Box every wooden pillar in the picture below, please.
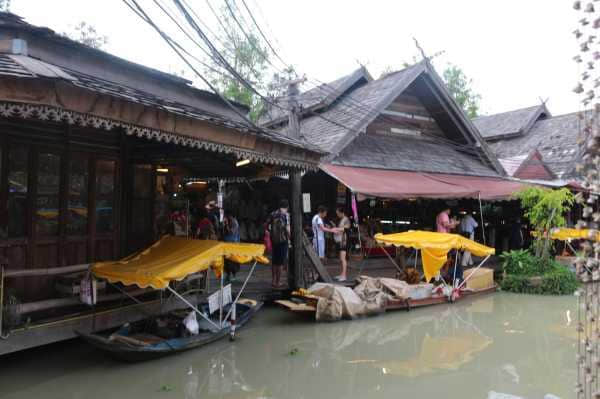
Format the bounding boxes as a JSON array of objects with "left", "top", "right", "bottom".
[
  {"left": 118, "top": 131, "right": 130, "bottom": 257},
  {"left": 289, "top": 169, "right": 304, "bottom": 289}
]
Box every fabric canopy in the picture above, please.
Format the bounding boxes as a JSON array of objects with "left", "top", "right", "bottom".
[
  {"left": 92, "top": 236, "right": 268, "bottom": 289},
  {"left": 549, "top": 228, "right": 600, "bottom": 242},
  {"left": 321, "top": 164, "right": 529, "bottom": 200},
  {"left": 374, "top": 231, "right": 495, "bottom": 282}
]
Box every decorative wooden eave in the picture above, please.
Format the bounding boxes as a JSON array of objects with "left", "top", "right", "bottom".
[{"left": 0, "top": 77, "right": 321, "bottom": 170}]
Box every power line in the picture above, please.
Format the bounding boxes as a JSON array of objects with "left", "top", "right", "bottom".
[{"left": 123, "top": 0, "right": 260, "bottom": 129}]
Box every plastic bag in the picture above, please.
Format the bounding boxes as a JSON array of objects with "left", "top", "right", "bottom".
[{"left": 183, "top": 311, "right": 199, "bottom": 335}]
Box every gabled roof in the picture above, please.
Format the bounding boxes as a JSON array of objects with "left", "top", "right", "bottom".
[
  {"left": 499, "top": 150, "right": 556, "bottom": 180},
  {"left": 489, "top": 111, "right": 583, "bottom": 179},
  {"left": 283, "top": 61, "right": 503, "bottom": 176},
  {"left": 258, "top": 66, "right": 372, "bottom": 128},
  {"left": 473, "top": 104, "right": 550, "bottom": 140},
  {"left": 332, "top": 133, "right": 500, "bottom": 177}
]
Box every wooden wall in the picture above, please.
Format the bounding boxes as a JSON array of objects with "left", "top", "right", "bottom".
[{"left": 0, "top": 119, "right": 123, "bottom": 301}]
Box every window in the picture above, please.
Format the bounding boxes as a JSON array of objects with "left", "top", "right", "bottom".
[
  {"left": 96, "top": 160, "right": 115, "bottom": 234},
  {"left": 36, "top": 152, "right": 61, "bottom": 236},
  {"left": 67, "top": 156, "right": 89, "bottom": 235},
  {"left": 8, "top": 145, "right": 28, "bottom": 237}
]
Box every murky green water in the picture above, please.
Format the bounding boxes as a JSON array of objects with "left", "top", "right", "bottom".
[{"left": 0, "top": 293, "right": 576, "bottom": 399}]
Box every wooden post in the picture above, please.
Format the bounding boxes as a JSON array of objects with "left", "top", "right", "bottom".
[
  {"left": 289, "top": 170, "right": 304, "bottom": 289},
  {"left": 285, "top": 77, "right": 307, "bottom": 289}
]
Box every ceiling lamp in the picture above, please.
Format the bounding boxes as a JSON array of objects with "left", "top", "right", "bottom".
[{"left": 236, "top": 159, "right": 250, "bottom": 167}]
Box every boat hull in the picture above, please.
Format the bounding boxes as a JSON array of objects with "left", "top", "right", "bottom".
[
  {"left": 276, "top": 285, "right": 497, "bottom": 319},
  {"left": 77, "top": 300, "right": 263, "bottom": 361}
]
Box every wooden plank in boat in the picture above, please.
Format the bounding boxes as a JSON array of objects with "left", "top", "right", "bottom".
[{"left": 275, "top": 300, "right": 316, "bottom": 312}]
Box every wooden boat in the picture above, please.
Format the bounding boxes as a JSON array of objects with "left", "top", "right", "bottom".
[
  {"left": 77, "top": 299, "right": 262, "bottom": 362},
  {"left": 277, "top": 231, "right": 497, "bottom": 321},
  {"left": 276, "top": 285, "right": 497, "bottom": 318},
  {"left": 76, "top": 236, "right": 269, "bottom": 361}
]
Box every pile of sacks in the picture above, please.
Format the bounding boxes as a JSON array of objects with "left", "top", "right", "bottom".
[{"left": 306, "top": 276, "right": 433, "bottom": 321}]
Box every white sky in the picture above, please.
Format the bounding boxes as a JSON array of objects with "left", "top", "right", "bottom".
[{"left": 12, "top": 0, "right": 582, "bottom": 116}]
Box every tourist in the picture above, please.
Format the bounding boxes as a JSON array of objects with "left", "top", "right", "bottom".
[
  {"left": 460, "top": 212, "right": 479, "bottom": 267},
  {"left": 334, "top": 207, "right": 352, "bottom": 281},
  {"left": 223, "top": 211, "right": 240, "bottom": 283},
  {"left": 312, "top": 206, "right": 339, "bottom": 262},
  {"left": 268, "top": 199, "right": 290, "bottom": 288},
  {"left": 436, "top": 206, "right": 458, "bottom": 233},
  {"left": 196, "top": 208, "right": 217, "bottom": 240}
]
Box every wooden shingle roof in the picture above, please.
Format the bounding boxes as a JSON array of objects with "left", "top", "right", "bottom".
[
  {"left": 472, "top": 104, "right": 550, "bottom": 140},
  {"left": 332, "top": 133, "right": 500, "bottom": 177},
  {"left": 258, "top": 67, "right": 372, "bottom": 128},
  {"left": 488, "top": 111, "right": 583, "bottom": 178}
]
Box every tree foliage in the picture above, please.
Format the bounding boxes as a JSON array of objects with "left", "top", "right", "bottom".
[
  {"left": 62, "top": 22, "right": 108, "bottom": 50},
  {"left": 442, "top": 64, "right": 481, "bottom": 118},
  {"left": 516, "top": 187, "right": 574, "bottom": 259},
  {"left": 205, "top": 2, "right": 271, "bottom": 122},
  {"left": 0, "top": 0, "right": 10, "bottom": 12}
]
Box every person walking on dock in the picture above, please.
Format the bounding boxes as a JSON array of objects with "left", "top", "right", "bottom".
[{"left": 268, "top": 199, "right": 290, "bottom": 289}]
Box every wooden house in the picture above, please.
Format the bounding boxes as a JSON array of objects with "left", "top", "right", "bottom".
[
  {"left": 0, "top": 13, "right": 321, "bottom": 354},
  {"left": 260, "top": 61, "right": 526, "bottom": 234}
]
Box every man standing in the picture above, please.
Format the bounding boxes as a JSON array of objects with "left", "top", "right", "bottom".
[
  {"left": 460, "top": 212, "right": 479, "bottom": 267},
  {"left": 269, "top": 199, "right": 290, "bottom": 289},
  {"left": 312, "top": 206, "right": 338, "bottom": 262},
  {"left": 436, "top": 206, "right": 458, "bottom": 233}
]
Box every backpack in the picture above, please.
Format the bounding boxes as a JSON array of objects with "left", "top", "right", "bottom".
[{"left": 270, "top": 211, "right": 288, "bottom": 244}]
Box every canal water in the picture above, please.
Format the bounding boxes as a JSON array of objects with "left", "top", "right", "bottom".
[{"left": 0, "top": 293, "right": 576, "bottom": 399}]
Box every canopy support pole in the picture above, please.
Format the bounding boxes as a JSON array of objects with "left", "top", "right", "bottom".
[
  {"left": 378, "top": 242, "right": 402, "bottom": 273},
  {"left": 452, "top": 249, "right": 459, "bottom": 287},
  {"left": 456, "top": 255, "right": 492, "bottom": 292},
  {"left": 224, "top": 261, "right": 257, "bottom": 322},
  {"left": 166, "top": 286, "right": 220, "bottom": 331},
  {"left": 219, "top": 271, "right": 224, "bottom": 329},
  {"left": 478, "top": 193, "right": 486, "bottom": 245}
]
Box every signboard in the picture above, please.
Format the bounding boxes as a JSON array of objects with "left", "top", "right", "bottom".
[
  {"left": 208, "top": 284, "right": 232, "bottom": 314},
  {"left": 302, "top": 193, "right": 311, "bottom": 213}
]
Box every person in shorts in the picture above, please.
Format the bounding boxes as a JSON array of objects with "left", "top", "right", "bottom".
[
  {"left": 334, "top": 207, "right": 351, "bottom": 281},
  {"left": 269, "top": 199, "right": 290, "bottom": 288}
]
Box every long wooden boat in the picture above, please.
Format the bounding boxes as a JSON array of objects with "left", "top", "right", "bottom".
[
  {"left": 77, "top": 299, "right": 262, "bottom": 362},
  {"left": 275, "top": 285, "right": 497, "bottom": 319}
]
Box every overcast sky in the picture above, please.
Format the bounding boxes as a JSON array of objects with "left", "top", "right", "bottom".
[{"left": 12, "top": 0, "right": 582, "bottom": 116}]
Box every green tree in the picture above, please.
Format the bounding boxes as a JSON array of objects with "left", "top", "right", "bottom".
[
  {"left": 442, "top": 64, "right": 481, "bottom": 118},
  {"left": 516, "top": 187, "right": 574, "bottom": 260},
  {"left": 0, "top": 0, "right": 10, "bottom": 12},
  {"left": 62, "top": 22, "right": 108, "bottom": 50},
  {"left": 206, "top": 2, "right": 270, "bottom": 121}
]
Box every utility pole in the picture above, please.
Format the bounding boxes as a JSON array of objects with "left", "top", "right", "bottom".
[{"left": 285, "top": 77, "right": 306, "bottom": 289}]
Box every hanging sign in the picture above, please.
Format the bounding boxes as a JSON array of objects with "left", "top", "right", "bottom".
[
  {"left": 302, "top": 193, "right": 311, "bottom": 213},
  {"left": 80, "top": 274, "right": 97, "bottom": 306},
  {"left": 208, "top": 284, "right": 232, "bottom": 314}
]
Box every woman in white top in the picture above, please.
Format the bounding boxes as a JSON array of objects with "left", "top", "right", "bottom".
[{"left": 312, "top": 205, "right": 339, "bottom": 262}]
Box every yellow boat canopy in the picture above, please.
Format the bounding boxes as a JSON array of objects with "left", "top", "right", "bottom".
[
  {"left": 549, "top": 228, "right": 600, "bottom": 242},
  {"left": 92, "top": 236, "right": 268, "bottom": 289},
  {"left": 374, "top": 231, "right": 495, "bottom": 282}
]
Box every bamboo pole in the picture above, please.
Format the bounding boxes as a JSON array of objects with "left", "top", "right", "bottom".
[
  {"left": 13, "top": 288, "right": 151, "bottom": 315},
  {"left": 4, "top": 264, "right": 90, "bottom": 278}
]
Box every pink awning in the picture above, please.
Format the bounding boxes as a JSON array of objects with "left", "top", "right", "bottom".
[{"left": 321, "top": 164, "right": 530, "bottom": 200}]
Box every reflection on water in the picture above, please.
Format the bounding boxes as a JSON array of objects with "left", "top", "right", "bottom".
[{"left": 0, "top": 293, "right": 576, "bottom": 399}]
